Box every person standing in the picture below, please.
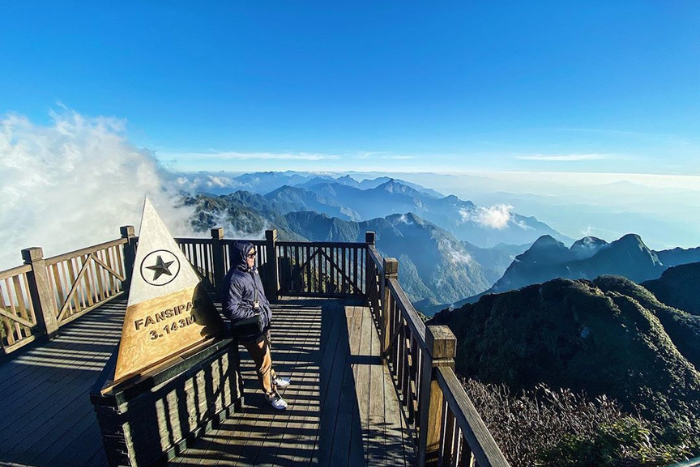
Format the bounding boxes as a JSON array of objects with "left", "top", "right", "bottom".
[{"left": 221, "top": 241, "right": 290, "bottom": 410}]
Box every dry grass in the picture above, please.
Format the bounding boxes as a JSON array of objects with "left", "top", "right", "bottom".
[{"left": 463, "top": 379, "right": 624, "bottom": 467}]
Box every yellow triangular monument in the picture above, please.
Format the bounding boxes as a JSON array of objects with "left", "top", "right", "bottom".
[{"left": 112, "top": 198, "right": 225, "bottom": 385}]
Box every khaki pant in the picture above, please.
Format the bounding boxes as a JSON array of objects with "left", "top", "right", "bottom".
[{"left": 242, "top": 330, "right": 277, "bottom": 395}]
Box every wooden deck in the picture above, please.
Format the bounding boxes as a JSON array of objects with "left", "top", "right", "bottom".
[
  {"left": 0, "top": 298, "right": 124, "bottom": 467},
  {"left": 0, "top": 297, "right": 414, "bottom": 467}
]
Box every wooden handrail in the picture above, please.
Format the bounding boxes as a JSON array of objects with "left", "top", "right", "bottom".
[
  {"left": 0, "top": 264, "right": 31, "bottom": 281},
  {"left": 220, "top": 238, "right": 267, "bottom": 245},
  {"left": 387, "top": 277, "right": 426, "bottom": 348},
  {"left": 44, "top": 238, "right": 128, "bottom": 266},
  {"left": 275, "top": 241, "right": 367, "bottom": 297},
  {"left": 277, "top": 240, "right": 367, "bottom": 248},
  {"left": 365, "top": 236, "right": 509, "bottom": 467},
  {"left": 436, "top": 367, "right": 510, "bottom": 467},
  {"left": 0, "top": 235, "right": 131, "bottom": 352},
  {"left": 172, "top": 237, "right": 211, "bottom": 243},
  {"left": 367, "top": 245, "right": 384, "bottom": 275},
  {"left": 0, "top": 263, "right": 37, "bottom": 352}
]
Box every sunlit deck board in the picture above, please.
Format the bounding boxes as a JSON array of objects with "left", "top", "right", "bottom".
[
  {"left": 171, "top": 298, "right": 415, "bottom": 467},
  {"left": 0, "top": 296, "right": 415, "bottom": 467},
  {"left": 0, "top": 299, "right": 124, "bottom": 467}
]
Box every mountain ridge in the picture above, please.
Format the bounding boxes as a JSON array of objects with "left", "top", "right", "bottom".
[{"left": 429, "top": 275, "right": 700, "bottom": 436}]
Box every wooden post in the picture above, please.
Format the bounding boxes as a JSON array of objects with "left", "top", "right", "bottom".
[
  {"left": 364, "top": 231, "right": 375, "bottom": 296},
  {"left": 211, "top": 228, "right": 225, "bottom": 293},
  {"left": 22, "top": 247, "right": 60, "bottom": 339},
  {"left": 382, "top": 258, "right": 398, "bottom": 356},
  {"left": 418, "top": 325, "right": 457, "bottom": 467},
  {"left": 265, "top": 229, "right": 279, "bottom": 303},
  {"left": 120, "top": 225, "right": 136, "bottom": 291}
]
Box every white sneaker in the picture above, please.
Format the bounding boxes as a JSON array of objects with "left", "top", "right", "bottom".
[
  {"left": 273, "top": 376, "right": 291, "bottom": 388},
  {"left": 265, "top": 391, "right": 288, "bottom": 410}
]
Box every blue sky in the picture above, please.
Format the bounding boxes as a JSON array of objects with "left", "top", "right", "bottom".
[{"left": 1, "top": 1, "right": 699, "bottom": 175}]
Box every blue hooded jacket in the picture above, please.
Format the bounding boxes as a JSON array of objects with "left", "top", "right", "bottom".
[{"left": 221, "top": 241, "right": 272, "bottom": 336}]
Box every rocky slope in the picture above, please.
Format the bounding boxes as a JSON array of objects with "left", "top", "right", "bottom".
[
  {"left": 430, "top": 276, "right": 700, "bottom": 429},
  {"left": 643, "top": 262, "right": 700, "bottom": 315}
]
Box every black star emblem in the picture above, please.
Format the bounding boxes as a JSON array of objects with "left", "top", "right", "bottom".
[{"left": 146, "top": 255, "right": 174, "bottom": 281}]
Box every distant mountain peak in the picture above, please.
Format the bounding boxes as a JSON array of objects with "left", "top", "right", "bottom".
[
  {"left": 336, "top": 175, "right": 359, "bottom": 186},
  {"left": 378, "top": 178, "right": 404, "bottom": 190},
  {"left": 513, "top": 235, "right": 570, "bottom": 266},
  {"left": 530, "top": 235, "right": 566, "bottom": 249},
  {"left": 597, "top": 233, "right": 662, "bottom": 269},
  {"left": 267, "top": 184, "right": 302, "bottom": 195},
  {"left": 616, "top": 233, "right": 645, "bottom": 246},
  {"left": 570, "top": 236, "right": 608, "bottom": 260},
  {"left": 572, "top": 236, "right": 607, "bottom": 247},
  {"left": 387, "top": 212, "right": 424, "bottom": 225}
]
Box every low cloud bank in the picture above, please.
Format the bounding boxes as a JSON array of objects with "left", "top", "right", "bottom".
[
  {"left": 459, "top": 204, "right": 514, "bottom": 230},
  {"left": 0, "top": 110, "right": 197, "bottom": 269}
]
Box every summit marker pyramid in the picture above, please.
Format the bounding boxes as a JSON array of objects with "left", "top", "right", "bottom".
[{"left": 112, "top": 198, "right": 225, "bottom": 384}]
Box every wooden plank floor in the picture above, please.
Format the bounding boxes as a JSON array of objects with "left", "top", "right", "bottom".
[
  {"left": 170, "top": 298, "right": 415, "bottom": 467},
  {"left": 0, "top": 298, "right": 125, "bottom": 467},
  {"left": 0, "top": 297, "right": 414, "bottom": 467}
]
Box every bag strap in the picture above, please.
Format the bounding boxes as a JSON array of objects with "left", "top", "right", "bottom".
[{"left": 251, "top": 271, "right": 257, "bottom": 303}]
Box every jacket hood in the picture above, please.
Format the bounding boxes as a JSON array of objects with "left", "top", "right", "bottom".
[{"left": 232, "top": 241, "right": 255, "bottom": 272}]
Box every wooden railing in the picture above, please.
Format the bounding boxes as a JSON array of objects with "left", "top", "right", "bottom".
[
  {"left": 0, "top": 264, "right": 37, "bottom": 352},
  {"left": 176, "top": 228, "right": 367, "bottom": 302},
  {"left": 0, "top": 225, "right": 365, "bottom": 354},
  {"left": 364, "top": 232, "right": 510, "bottom": 467},
  {"left": 44, "top": 239, "right": 127, "bottom": 326},
  {"left": 0, "top": 234, "right": 131, "bottom": 354},
  {"left": 276, "top": 241, "right": 367, "bottom": 297},
  {"left": 0, "top": 225, "right": 509, "bottom": 467}
]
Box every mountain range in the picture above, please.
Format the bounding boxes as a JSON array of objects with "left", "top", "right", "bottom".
[
  {"left": 452, "top": 234, "right": 700, "bottom": 309},
  {"left": 183, "top": 173, "right": 699, "bottom": 316},
  {"left": 176, "top": 171, "right": 442, "bottom": 199},
  {"left": 273, "top": 179, "right": 570, "bottom": 248},
  {"left": 285, "top": 211, "right": 492, "bottom": 303},
  {"left": 186, "top": 191, "right": 516, "bottom": 305},
  {"left": 430, "top": 275, "right": 700, "bottom": 445},
  {"left": 183, "top": 175, "right": 561, "bottom": 305},
  {"left": 178, "top": 172, "right": 571, "bottom": 248}
]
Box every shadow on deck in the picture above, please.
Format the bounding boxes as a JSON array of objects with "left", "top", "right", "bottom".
[{"left": 0, "top": 297, "right": 414, "bottom": 467}]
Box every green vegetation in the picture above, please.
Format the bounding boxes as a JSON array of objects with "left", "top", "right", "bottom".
[
  {"left": 464, "top": 380, "right": 691, "bottom": 467},
  {"left": 432, "top": 276, "right": 700, "bottom": 464},
  {"left": 643, "top": 263, "right": 700, "bottom": 316},
  {"left": 540, "top": 417, "right": 688, "bottom": 467}
]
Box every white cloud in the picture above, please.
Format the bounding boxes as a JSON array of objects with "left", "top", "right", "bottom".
[
  {"left": 397, "top": 214, "right": 413, "bottom": 224},
  {"left": 476, "top": 204, "right": 513, "bottom": 229},
  {"left": 459, "top": 204, "right": 514, "bottom": 229},
  {"left": 0, "top": 109, "right": 198, "bottom": 269},
  {"left": 514, "top": 219, "right": 533, "bottom": 231},
  {"left": 438, "top": 238, "right": 474, "bottom": 265},
  {"left": 516, "top": 154, "right": 609, "bottom": 161},
  {"left": 447, "top": 249, "right": 474, "bottom": 265}
]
